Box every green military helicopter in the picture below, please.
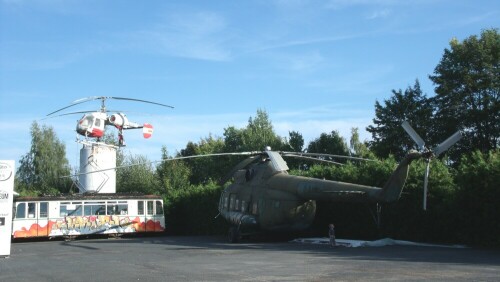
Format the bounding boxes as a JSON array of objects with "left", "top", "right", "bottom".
[{"left": 214, "top": 121, "right": 461, "bottom": 242}]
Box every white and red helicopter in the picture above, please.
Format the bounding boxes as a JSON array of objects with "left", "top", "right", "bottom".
[{"left": 47, "top": 96, "right": 173, "bottom": 146}]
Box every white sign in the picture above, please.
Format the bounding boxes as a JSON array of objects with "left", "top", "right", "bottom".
[{"left": 0, "top": 160, "right": 15, "bottom": 257}]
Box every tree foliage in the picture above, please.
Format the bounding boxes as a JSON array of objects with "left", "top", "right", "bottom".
[
  {"left": 116, "top": 154, "right": 159, "bottom": 194},
  {"left": 16, "top": 121, "right": 71, "bottom": 195},
  {"left": 453, "top": 150, "right": 500, "bottom": 246},
  {"left": 367, "top": 80, "right": 433, "bottom": 160},
  {"left": 429, "top": 28, "right": 499, "bottom": 159},
  {"left": 306, "top": 130, "right": 349, "bottom": 156}
]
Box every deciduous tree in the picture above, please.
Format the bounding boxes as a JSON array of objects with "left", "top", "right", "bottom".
[
  {"left": 16, "top": 121, "right": 71, "bottom": 195},
  {"left": 429, "top": 29, "right": 499, "bottom": 159}
]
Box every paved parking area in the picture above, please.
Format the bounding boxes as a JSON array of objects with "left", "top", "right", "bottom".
[{"left": 2, "top": 235, "right": 500, "bottom": 281}]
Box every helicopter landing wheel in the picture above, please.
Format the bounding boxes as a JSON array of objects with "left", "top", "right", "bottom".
[{"left": 228, "top": 226, "right": 240, "bottom": 243}]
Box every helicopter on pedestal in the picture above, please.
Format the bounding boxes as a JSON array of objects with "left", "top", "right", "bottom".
[
  {"left": 47, "top": 96, "right": 173, "bottom": 194},
  {"left": 47, "top": 96, "right": 173, "bottom": 146}
]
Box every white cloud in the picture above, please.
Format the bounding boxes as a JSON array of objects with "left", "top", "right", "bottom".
[
  {"left": 366, "top": 9, "right": 391, "bottom": 20},
  {"left": 130, "top": 11, "right": 233, "bottom": 61}
]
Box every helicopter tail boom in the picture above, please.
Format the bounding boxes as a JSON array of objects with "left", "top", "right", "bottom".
[{"left": 269, "top": 151, "right": 421, "bottom": 204}]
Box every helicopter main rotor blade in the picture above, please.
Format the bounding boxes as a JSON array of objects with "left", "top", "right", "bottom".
[
  {"left": 281, "top": 152, "right": 376, "bottom": 162},
  {"left": 401, "top": 121, "right": 426, "bottom": 151},
  {"left": 423, "top": 160, "right": 430, "bottom": 211},
  {"left": 47, "top": 98, "right": 98, "bottom": 116},
  {"left": 109, "top": 97, "right": 174, "bottom": 109},
  {"left": 62, "top": 152, "right": 260, "bottom": 179},
  {"left": 47, "top": 96, "right": 174, "bottom": 116},
  {"left": 283, "top": 155, "right": 344, "bottom": 166},
  {"left": 432, "top": 131, "right": 462, "bottom": 157}
]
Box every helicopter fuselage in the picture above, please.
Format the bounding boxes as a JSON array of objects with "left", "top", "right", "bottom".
[
  {"left": 76, "top": 113, "right": 107, "bottom": 138},
  {"left": 218, "top": 151, "right": 419, "bottom": 242}
]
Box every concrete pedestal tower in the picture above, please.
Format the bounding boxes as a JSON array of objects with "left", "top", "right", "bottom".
[{"left": 78, "top": 142, "right": 117, "bottom": 194}]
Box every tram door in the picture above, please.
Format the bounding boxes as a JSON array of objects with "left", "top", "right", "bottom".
[
  {"left": 13, "top": 202, "right": 49, "bottom": 237},
  {"left": 138, "top": 200, "right": 163, "bottom": 232},
  {"left": 37, "top": 202, "right": 49, "bottom": 237}
]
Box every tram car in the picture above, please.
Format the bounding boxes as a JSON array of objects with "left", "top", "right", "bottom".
[{"left": 12, "top": 193, "right": 165, "bottom": 239}]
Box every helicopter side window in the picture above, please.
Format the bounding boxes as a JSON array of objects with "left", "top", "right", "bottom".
[
  {"left": 94, "top": 118, "right": 101, "bottom": 127},
  {"left": 252, "top": 203, "right": 258, "bottom": 215},
  {"left": 273, "top": 200, "right": 280, "bottom": 209},
  {"left": 241, "top": 200, "right": 246, "bottom": 212},
  {"left": 229, "top": 195, "right": 236, "bottom": 211},
  {"left": 224, "top": 197, "right": 228, "bottom": 209}
]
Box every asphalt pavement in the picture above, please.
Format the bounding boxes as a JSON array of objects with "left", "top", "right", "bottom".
[{"left": 1, "top": 235, "right": 500, "bottom": 281}]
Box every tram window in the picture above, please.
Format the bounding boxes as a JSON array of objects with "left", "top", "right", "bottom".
[
  {"left": 155, "top": 201, "right": 163, "bottom": 215},
  {"left": 40, "top": 202, "right": 48, "bottom": 218},
  {"left": 138, "top": 201, "right": 144, "bottom": 215},
  {"left": 107, "top": 203, "right": 128, "bottom": 215},
  {"left": 84, "top": 202, "right": 105, "bottom": 215},
  {"left": 28, "top": 203, "right": 36, "bottom": 218},
  {"left": 61, "top": 202, "right": 82, "bottom": 217},
  {"left": 147, "top": 201, "right": 154, "bottom": 215},
  {"left": 16, "top": 203, "right": 26, "bottom": 219}
]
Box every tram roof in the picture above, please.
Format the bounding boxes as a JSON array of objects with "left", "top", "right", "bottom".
[{"left": 14, "top": 193, "right": 162, "bottom": 202}]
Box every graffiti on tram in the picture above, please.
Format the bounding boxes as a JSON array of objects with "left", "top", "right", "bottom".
[{"left": 13, "top": 215, "right": 164, "bottom": 238}]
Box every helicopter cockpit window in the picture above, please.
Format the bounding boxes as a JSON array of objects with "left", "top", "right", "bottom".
[
  {"left": 241, "top": 200, "right": 245, "bottom": 212},
  {"left": 79, "top": 116, "right": 91, "bottom": 128},
  {"left": 245, "top": 169, "right": 254, "bottom": 181}
]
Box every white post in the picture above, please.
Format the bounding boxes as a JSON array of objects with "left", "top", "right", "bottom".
[{"left": 0, "top": 160, "right": 15, "bottom": 257}]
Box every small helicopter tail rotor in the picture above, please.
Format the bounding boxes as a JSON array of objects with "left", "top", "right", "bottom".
[
  {"left": 401, "top": 121, "right": 462, "bottom": 210},
  {"left": 143, "top": 123, "right": 153, "bottom": 139}
]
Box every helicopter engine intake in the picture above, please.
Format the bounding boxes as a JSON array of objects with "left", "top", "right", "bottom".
[{"left": 109, "top": 113, "right": 129, "bottom": 127}]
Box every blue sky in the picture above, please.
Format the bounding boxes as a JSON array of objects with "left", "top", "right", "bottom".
[{"left": 1, "top": 0, "right": 498, "bottom": 169}]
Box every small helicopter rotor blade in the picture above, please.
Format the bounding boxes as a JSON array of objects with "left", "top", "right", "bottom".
[
  {"left": 41, "top": 110, "right": 97, "bottom": 120},
  {"left": 108, "top": 97, "right": 174, "bottom": 109},
  {"left": 46, "top": 97, "right": 101, "bottom": 116},
  {"left": 423, "top": 160, "right": 430, "bottom": 211},
  {"left": 47, "top": 96, "right": 173, "bottom": 116},
  {"left": 401, "top": 121, "right": 426, "bottom": 150},
  {"left": 432, "top": 131, "right": 462, "bottom": 157}
]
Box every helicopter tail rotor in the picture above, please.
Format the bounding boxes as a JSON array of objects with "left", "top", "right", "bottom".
[
  {"left": 143, "top": 123, "right": 153, "bottom": 139},
  {"left": 401, "top": 121, "right": 462, "bottom": 210}
]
